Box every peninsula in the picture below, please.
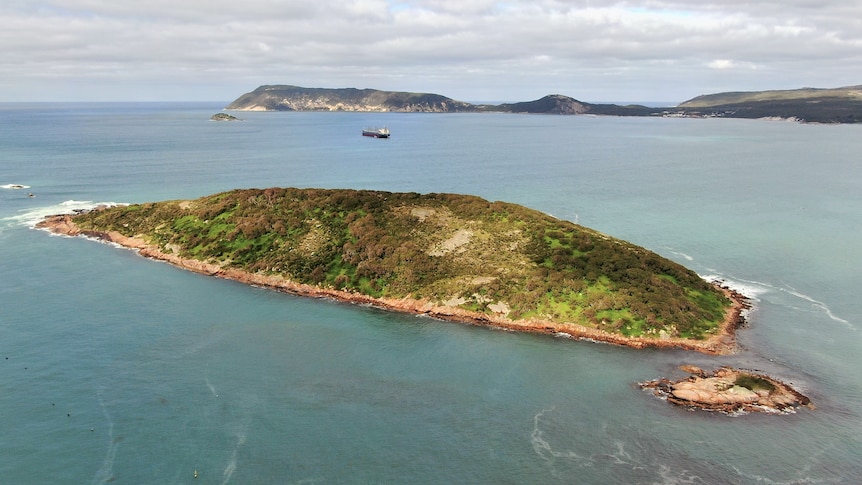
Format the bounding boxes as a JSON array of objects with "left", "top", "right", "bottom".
[
  {"left": 38, "top": 188, "right": 746, "bottom": 354},
  {"left": 225, "top": 84, "right": 862, "bottom": 123}
]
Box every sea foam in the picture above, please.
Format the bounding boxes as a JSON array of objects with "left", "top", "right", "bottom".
[
  {"left": 703, "top": 273, "right": 851, "bottom": 328},
  {"left": 3, "top": 200, "right": 125, "bottom": 229}
]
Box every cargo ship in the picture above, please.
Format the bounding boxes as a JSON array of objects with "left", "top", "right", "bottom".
[{"left": 362, "top": 127, "right": 390, "bottom": 138}]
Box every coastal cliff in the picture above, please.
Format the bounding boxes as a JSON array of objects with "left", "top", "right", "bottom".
[
  {"left": 225, "top": 85, "right": 475, "bottom": 112},
  {"left": 38, "top": 188, "right": 746, "bottom": 354}
]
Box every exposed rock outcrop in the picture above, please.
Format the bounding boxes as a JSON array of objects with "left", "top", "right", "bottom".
[
  {"left": 641, "top": 366, "right": 813, "bottom": 415},
  {"left": 210, "top": 113, "right": 240, "bottom": 121}
]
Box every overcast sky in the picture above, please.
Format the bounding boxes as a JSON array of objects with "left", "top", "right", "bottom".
[{"left": 2, "top": 0, "right": 860, "bottom": 104}]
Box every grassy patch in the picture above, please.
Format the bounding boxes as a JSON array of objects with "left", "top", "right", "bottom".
[{"left": 734, "top": 374, "right": 776, "bottom": 392}]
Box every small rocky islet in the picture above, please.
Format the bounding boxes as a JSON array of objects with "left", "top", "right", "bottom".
[
  {"left": 641, "top": 365, "right": 813, "bottom": 414},
  {"left": 210, "top": 112, "right": 241, "bottom": 121}
]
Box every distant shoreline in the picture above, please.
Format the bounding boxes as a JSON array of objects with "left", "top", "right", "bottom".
[
  {"left": 38, "top": 213, "right": 748, "bottom": 355},
  {"left": 224, "top": 84, "right": 862, "bottom": 123}
]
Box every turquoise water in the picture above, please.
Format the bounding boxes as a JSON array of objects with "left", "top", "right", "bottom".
[{"left": 1, "top": 103, "right": 861, "bottom": 483}]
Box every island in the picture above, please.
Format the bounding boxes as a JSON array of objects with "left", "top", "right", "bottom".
[
  {"left": 210, "top": 112, "right": 241, "bottom": 121},
  {"left": 225, "top": 84, "right": 862, "bottom": 123},
  {"left": 641, "top": 365, "right": 813, "bottom": 414},
  {"left": 37, "top": 187, "right": 748, "bottom": 355}
]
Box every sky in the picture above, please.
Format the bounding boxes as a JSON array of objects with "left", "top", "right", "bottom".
[{"left": 2, "top": 0, "right": 860, "bottom": 104}]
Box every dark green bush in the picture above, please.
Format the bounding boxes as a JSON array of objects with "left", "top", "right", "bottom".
[{"left": 735, "top": 374, "right": 776, "bottom": 392}]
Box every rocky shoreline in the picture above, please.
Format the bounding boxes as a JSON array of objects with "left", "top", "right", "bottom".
[
  {"left": 641, "top": 365, "right": 813, "bottom": 414},
  {"left": 37, "top": 213, "right": 748, "bottom": 355}
]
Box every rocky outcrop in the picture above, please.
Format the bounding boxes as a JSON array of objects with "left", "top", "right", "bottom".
[
  {"left": 210, "top": 113, "right": 240, "bottom": 121},
  {"left": 641, "top": 366, "right": 813, "bottom": 414}
]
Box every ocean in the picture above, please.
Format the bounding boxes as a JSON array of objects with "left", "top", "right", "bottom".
[{"left": 1, "top": 102, "right": 860, "bottom": 484}]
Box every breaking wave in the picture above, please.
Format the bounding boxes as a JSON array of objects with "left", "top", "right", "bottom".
[
  {"left": 703, "top": 272, "right": 851, "bottom": 328},
  {"left": 2, "top": 200, "right": 125, "bottom": 229},
  {"left": 662, "top": 248, "right": 849, "bottom": 328}
]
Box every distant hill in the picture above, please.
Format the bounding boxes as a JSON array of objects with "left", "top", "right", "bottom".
[
  {"left": 485, "top": 94, "right": 659, "bottom": 116},
  {"left": 225, "top": 84, "right": 862, "bottom": 123},
  {"left": 225, "top": 85, "right": 475, "bottom": 112},
  {"left": 677, "top": 85, "right": 862, "bottom": 123},
  {"left": 225, "top": 85, "right": 662, "bottom": 116}
]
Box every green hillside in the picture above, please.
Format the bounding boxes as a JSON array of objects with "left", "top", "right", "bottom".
[
  {"left": 71, "top": 188, "right": 730, "bottom": 340},
  {"left": 677, "top": 85, "right": 862, "bottom": 122},
  {"left": 679, "top": 85, "right": 862, "bottom": 107}
]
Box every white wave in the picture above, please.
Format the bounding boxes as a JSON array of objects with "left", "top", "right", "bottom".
[
  {"left": 92, "top": 390, "right": 119, "bottom": 485},
  {"left": 664, "top": 247, "right": 694, "bottom": 261},
  {"left": 781, "top": 285, "right": 850, "bottom": 326},
  {"left": 703, "top": 273, "right": 851, "bottom": 328},
  {"left": 699, "top": 273, "right": 771, "bottom": 301},
  {"left": 655, "top": 464, "right": 707, "bottom": 485},
  {"left": 221, "top": 424, "right": 248, "bottom": 485},
  {"left": 222, "top": 458, "right": 236, "bottom": 485},
  {"left": 1, "top": 183, "right": 31, "bottom": 189},
  {"left": 2, "top": 200, "right": 125, "bottom": 229},
  {"left": 606, "top": 440, "right": 637, "bottom": 467},
  {"left": 731, "top": 465, "right": 830, "bottom": 485},
  {"left": 530, "top": 407, "right": 591, "bottom": 477},
  {"left": 659, "top": 247, "right": 771, "bottom": 302},
  {"left": 205, "top": 377, "right": 219, "bottom": 398}
]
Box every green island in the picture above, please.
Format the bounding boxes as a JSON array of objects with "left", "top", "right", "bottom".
[{"left": 39, "top": 187, "right": 747, "bottom": 354}]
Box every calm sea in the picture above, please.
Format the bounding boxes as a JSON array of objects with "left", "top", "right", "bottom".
[{"left": 1, "top": 103, "right": 860, "bottom": 484}]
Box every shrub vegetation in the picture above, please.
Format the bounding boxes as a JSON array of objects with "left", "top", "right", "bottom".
[
  {"left": 734, "top": 374, "right": 777, "bottom": 392},
  {"left": 73, "top": 188, "right": 730, "bottom": 339}
]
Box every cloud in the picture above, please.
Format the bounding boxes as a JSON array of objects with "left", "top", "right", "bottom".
[
  {"left": 708, "top": 59, "right": 757, "bottom": 70},
  {"left": 1, "top": 0, "right": 860, "bottom": 102}
]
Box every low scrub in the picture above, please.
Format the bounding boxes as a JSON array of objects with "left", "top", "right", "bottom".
[{"left": 73, "top": 188, "right": 730, "bottom": 339}]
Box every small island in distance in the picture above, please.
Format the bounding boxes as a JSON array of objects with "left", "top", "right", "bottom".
[
  {"left": 210, "top": 112, "right": 241, "bottom": 122},
  {"left": 225, "top": 84, "right": 862, "bottom": 123}
]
